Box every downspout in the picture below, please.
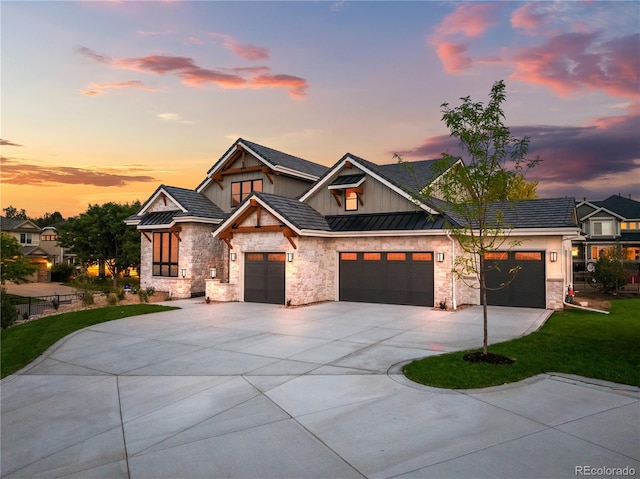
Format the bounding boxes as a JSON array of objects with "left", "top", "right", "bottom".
[{"left": 446, "top": 232, "right": 457, "bottom": 310}]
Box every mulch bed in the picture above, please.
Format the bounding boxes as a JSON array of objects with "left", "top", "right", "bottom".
[{"left": 463, "top": 351, "right": 515, "bottom": 365}]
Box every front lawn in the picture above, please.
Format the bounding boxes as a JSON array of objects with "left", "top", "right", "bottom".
[
  {"left": 403, "top": 299, "right": 640, "bottom": 389},
  {"left": 1, "top": 304, "right": 178, "bottom": 378}
]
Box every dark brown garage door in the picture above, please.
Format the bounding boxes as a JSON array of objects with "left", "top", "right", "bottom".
[
  {"left": 484, "top": 251, "right": 546, "bottom": 308},
  {"left": 339, "top": 252, "right": 434, "bottom": 306},
  {"left": 244, "top": 253, "right": 285, "bottom": 304}
]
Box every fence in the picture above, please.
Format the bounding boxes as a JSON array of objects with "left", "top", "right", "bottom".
[{"left": 9, "top": 294, "right": 84, "bottom": 319}]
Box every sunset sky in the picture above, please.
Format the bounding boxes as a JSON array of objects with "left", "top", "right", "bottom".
[{"left": 1, "top": 1, "right": 639, "bottom": 219}]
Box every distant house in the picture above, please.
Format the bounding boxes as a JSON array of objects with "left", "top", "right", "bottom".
[
  {"left": 574, "top": 195, "right": 640, "bottom": 271},
  {"left": 128, "top": 138, "right": 580, "bottom": 309},
  {"left": 38, "top": 226, "right": 76, "bottom": 267},
  {"left": 0, "top": 216, "right": 50, "bottom": 282}
]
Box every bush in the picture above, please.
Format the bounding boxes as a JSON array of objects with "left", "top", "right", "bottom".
[
  {"left": 81, "top": 292, "right": 94, "bottom": 306},
  {"left": 1, "top": 289, "right": 19, "bottom": 329},
  {"left": 593, "top": 256, "right": 626, "bottom": 293},
  {"left": 116, "top": 288, "right": 126, "bottom": 301},
  {"left": 138, "top": 289, "right": 149, "bottom": 303},
  {"left": 50, "top": 264, "right": 76, "bottom": 282},
  {"left": 107, "top": 293, "right": 118, "bottom": 306}
]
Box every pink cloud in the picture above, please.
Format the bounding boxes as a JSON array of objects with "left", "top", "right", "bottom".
[
  {"left": 208, "top": 32, "right": 270, "bottom": 61},
  {"left": 250, "top": 74, "right": 309, "bottom": 98},
  {"left": 80, "top": 80, "right": 161, "bottom": 96},
  {"left": 0, "top": 139, "right": 22, "bottom": 147},
  {"left": 511, "top": 32, "right": 640, "bottom": 98},
  {"left": 434, "top": 3, "right": 500, "bottom": 39},
  {"left": 78, "top": 45, "right": 308, "bottom": 98},
  {"left": 435, "top": 42, "right": 472, "bottom": 73},
  {"left": 511, "top": 3, "right": 551, "bottom": 35}
]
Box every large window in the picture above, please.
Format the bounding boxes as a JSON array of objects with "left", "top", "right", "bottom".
[
  {"left": 591, "top": 220, "right": 615, "bottom": 236},
  {"left": 231, "top": 179, "right": 263, "bottom": 207},
  {"left": 19, "top": 233, "right": 32, "bottom": 244},
  {"left": 153, "top": 232, "right": 179, "bottom": 277}
]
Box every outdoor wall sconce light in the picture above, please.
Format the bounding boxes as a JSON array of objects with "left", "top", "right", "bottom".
[
  {"left": 230, "top": 252, "right": 237, "bottom": 262},
  {"left": 550, "top": 251, "right": 558, "bottom": 262},
  {"left": 210, "top": 267, "right": 217, "bottom": 279},
  {"left": 437, "top": 252, "right": 445, "bottom": 262},
  {"left": 286, "top": 252, "right": 294, "bottom": 262},
  {"left": 181, "top": 268, "right": 186, "bottom": 278}
]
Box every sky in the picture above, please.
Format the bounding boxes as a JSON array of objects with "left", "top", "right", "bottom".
[{"left": 1, "top": 0, "right": 639, "bottom": 219}]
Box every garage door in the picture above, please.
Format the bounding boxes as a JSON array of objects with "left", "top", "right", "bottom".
[
  {"left": 244, "top": 253, "right": 285, "bottom": 304},
  {"left": 339, "top": 252, "right": 434, "bottom": 307},
  {"left": 485, "top": 251, "right": 546, "bottom": 308}
]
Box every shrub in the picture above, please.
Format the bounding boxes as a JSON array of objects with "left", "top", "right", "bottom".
[
  {"left": 593, "top": 256, "right": 626, "bottom": 294},
  {"left": 50, "top": 264, "right": 76, "bottom": 282},
  {"left": 107, "top": 293, "right": 118, "bottom": 306},
  {"left": 138, "top": 289, "right": 149, "bottom": 303},
  {"left": 116, "top": 288, "right": 126, "bottom": 301},
  {"left": 1, "top": 289, "right": 19, "bottom": 329},
  {"left": 81, "top": 292, "right": 94, "bottom": 306}
]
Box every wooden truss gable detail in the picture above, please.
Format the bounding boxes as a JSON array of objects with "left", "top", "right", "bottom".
[
  {"left": 211, "top": 145, "right": 278, "bottom": 189},
  {"left": 218, "top": 201, "right": 298, "bottom": 249}
]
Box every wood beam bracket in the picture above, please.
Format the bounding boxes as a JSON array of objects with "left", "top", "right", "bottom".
[
  {"left": 141, "top": 231, "right": 152, "bottom": 243},
  {"left": 330, "top": 189, "right": 342, "bottom": 206}
]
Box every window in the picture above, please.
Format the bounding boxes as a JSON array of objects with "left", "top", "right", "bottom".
[
  {"left": 484, "top": 252, "right": 508, "bottom": 260},
  {"left": 42, "top": 234, "right": 57, "bottom": 241},
  {"left": 345, "top": 188, "right": 358, "bottom": 211},
  {"left": 363, "top": 253, "right": 381, "bottom": 261},
  {"left": 412, "top": 253, "right": 433, "bottom": 261},
  {"left": 622, "top": 221, "right": 638, "bottom": 230},
  {"left": 152, "top": 232, "right": 179, "bottom": 277},
  {"left": 19, "top": 233, "right": 32, "bottom": 244},
  {"left": 572, "top": 246, "right": 579, "bottom": 257},
  {"left": 231, "top": 179, "right": 263, "bottom": 207},
  {"left": 515, "top": 252, "right": 542, "bottom": 261},
  {"left": 387, "top": 253, "right": 406, "bottom": 261},
  {"left": 591, "top": 220, "right": 615, "bottom": 236},
  {"left": 340, "top": 252, "right": 357, "bottom": 261}
]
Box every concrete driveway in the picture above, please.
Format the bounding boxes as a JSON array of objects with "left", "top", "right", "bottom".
[{"left": 1, "top": 301, "right": 638, "bottom": 478}]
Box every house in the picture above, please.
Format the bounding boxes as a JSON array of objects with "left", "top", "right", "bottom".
[
  {"left": 126, "top": 138, "right": 328, "bottom": 298},
  {"left": 573, "top": 195, "right": 640, "bottom": 272},
  {"left": 38, "top": 226, "right": 76, "bottom": 267},
  {"left": 128, "top": 138, "right": 580, "bottom": 309},
  {"left": 0, "top": 216, "right": 51, "bottom": 282}
]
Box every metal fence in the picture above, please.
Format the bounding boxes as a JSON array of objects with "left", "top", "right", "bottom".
[{"left": 9, "top": 294, "right": 83, "bottom": 319}]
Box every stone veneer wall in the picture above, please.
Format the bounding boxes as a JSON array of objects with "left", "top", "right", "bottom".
[{"left": 140, "top": 222, "right": 225, "bottom": 299}]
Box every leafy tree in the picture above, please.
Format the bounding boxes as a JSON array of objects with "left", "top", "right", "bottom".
[
  {"left": 1, "top": 233, "right": 38, "bottom": 284},
  {"left": 32, "top": 211, "right": 65, "bottom": 228},
  {"left": 57, "top": 202, "right": 141, "bottom": 288},
  {"left": 425, "top": 80, "right": 540, "bottom": 357},
  {"left": 2, "top": 206, "right": 27, "bottom": 220}
]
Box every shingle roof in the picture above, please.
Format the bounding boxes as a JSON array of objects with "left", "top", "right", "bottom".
[
  {"left": 162, "top": 185, "right": 225, "bottom": 219},
  {"left": 592, "top": 195, "right": 640, "bottom": 219},
  {"left": 128, "top": 185, "right": 226, "bottom": 225},
  {"left": 326, "top": 212, "right": 446, "bottom": 231},
  {"left": 205, "top": 138, "right": 328, "bottom": 181},
  {"left": 0, "top": 216, "right": 40, "bottom": 232},
  {"left": 253, "top": 192, "right": 331, "bottom": 231},
  {"left": 441, "top": 197, "right": 578, "bottom": 229}
]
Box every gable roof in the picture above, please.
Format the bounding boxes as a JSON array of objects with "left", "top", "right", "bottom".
[
  {"left": 591, "top": 195, "right": 640, "bottom": 220},
  {"left": 299, "top": 154, "right": 445, "bottom": 214},
  {"left": 197, "top": 138, "right": 328, "bottom": 191},
  {"left": 127, "top": 185, "right": 225, "bottom": 227},
  {"left": 252, "top": 192, "right": 332, "bottom": 231},
  {"left": 0, "top": 216, "right": 41, "bottom": 232}
]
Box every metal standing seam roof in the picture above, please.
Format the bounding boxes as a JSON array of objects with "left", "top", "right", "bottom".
[
  {"left": 326, "top": 211, "right": 446, "bottom": 231},
  {"left": 329, "top": 174, "right": 366, "bottom": 187}
]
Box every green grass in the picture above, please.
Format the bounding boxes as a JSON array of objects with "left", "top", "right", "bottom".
[
  {"left": 403, "top": 299, "right": 640, "bottom": 389},
  {"left": 1, "top": 304, "right": 178, "bottom": 378}
]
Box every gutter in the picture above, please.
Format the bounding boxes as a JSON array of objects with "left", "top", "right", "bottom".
[{"left": 563, "top": 301, "right": 609, "bottom": 314}]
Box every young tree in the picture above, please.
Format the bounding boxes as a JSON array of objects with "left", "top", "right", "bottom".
[
  {"left": 425, "top": 80, "right": 540, "bottom": 357},
  {"left": 0, "top": 233, "right": 37, "bottom": 284},
  {"left": 57, "top": 202, "right": 141, "bottom": 288}
]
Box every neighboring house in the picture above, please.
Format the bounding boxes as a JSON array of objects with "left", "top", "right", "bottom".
[
  {"left": 38, "top": 226, "right": 76, "bottom": 267},
  {"left": 574, "top": 195, "right": 640, "bottom": 271},
  {"left": 0, "top": 216, "right": 50, "bottom": 282},
  {"left": 128, "top": 138, "right": 579, "bottom": 309}
]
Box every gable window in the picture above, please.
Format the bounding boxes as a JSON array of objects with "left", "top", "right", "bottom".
[
  {"left": 231, "top": 179, "right": 263, "bottom": 207},
  {"left": 152, "top": 232, "right": 179, "bottom": 277},
  {"left": 345, "top": 188, "right": 359, "bottom": 211},
  {"left": 42, "top": 234, "right": 57, "bottom": 241},
  {"left": 19, "top": 233, "right": 32, "bottom": 244}
]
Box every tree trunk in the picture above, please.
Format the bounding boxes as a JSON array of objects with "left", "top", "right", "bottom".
[
  {"left": 479, "top": 255, "right": 489, "bottom": 355},
  {"left": 98, "top": 259, "right": 106, "bottom": 278}
]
